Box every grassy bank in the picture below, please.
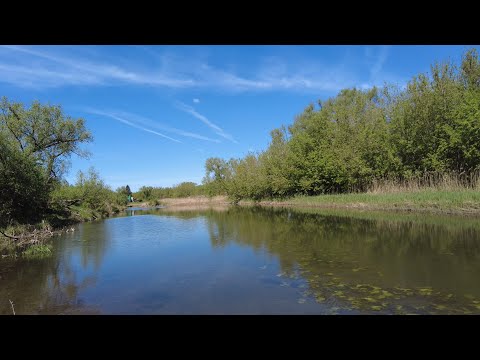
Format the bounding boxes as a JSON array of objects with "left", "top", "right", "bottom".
[
  {"left": 159, "top": 196, "right": 230, "bottom": 207},
  {"left": 155, "top": 190, "right": 480, "bottom": 216},
  {"left": 252, "top": 189, "right": 480, "bottom": 215},
  {"left": 1, "top": 203, "right": 125, "bottom": 257}
]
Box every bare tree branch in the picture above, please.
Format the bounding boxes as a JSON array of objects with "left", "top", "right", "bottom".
[
  {"left": 0, "top": 230, "right": 21, "bottom": 240},
  {"left": 5, "top": 106, "right": 25, "bottom": 152}
]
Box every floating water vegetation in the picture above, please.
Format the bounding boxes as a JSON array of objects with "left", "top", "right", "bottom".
[{"left": 280, "top": 265, "right": 480, "bottom": 314}]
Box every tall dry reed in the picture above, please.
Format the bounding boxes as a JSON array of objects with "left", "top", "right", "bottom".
[{"left": 367, "top": 171, "right": 480, "bottom": 194}]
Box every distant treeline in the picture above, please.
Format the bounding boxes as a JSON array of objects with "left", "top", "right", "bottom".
[
  {"left": 198, "top": 48, "right": 480, "bottom": 202},
  {"left": 135, "top": 182, "right": 209, "bottom": 202}
]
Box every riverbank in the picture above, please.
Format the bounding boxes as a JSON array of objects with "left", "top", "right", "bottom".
[
  {"left": 159, "top": 196, "right": 230, "bottom": 207},
  {"left": 157, "top": 190, "right": 480, "bottom": 216},
  {"left": 0, "top": 204, "right": 126, "bottom": 257},
  {"left": 249, "top": 189, "right": 480, "bottom": 215},
  {"left": 0, "top": 224, "right": 63, "bottom": 258},
  {"left": 127, "top": 201, "right": 151, "bottom": 208}
]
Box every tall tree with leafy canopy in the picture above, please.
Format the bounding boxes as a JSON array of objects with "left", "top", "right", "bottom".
[
  {"left": 0, "top": 97, "right": 92, "bottom": 227},
  {"left": 0, "top": 97, "right": 92, "bottom": 187}
]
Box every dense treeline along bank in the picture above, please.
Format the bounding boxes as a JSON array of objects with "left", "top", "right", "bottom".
[
  {"left": 199, "top": 48, "right": 480, "bottom": 202},
  {"left": 0, "top": 98, "right": 126, "bottom": 255},
  {"left": 134, "top": 49, "right": 480, "bottom": 206}
]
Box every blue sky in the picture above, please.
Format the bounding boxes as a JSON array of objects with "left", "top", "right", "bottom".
[{"left": 0, "top": 45, "right": 477, "bottom": 191}]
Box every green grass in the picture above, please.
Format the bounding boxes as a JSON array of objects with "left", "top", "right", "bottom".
[
  {"left": 70, "top": 205, "right": 100, "bottom": 221},
  {"left": 264, "top": 189, "right": 480, "bottom": 215},
  {"left": 22, "top": 244, "right": 52, "bottom": 259},
  {"left": 0, "top": 238, "right": 17, "bottom": 255},
  {"left": 0, "top": 223, "right": 56, "bottom": 257}
]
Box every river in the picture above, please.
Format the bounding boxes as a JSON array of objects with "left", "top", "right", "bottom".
[{"left": 2, "top": 206, "right": 480, "bottom": 314}]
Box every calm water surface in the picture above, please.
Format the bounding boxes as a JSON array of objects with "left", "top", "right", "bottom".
[{"left": 2, "top": 206, "right": 480, "bottom": 314}]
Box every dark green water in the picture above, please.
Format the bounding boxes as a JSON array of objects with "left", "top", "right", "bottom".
[{"left": 2, "top": 206, "right": 480, "bottom": 314}]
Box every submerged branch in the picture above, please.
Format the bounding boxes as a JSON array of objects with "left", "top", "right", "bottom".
[{"left": 1, "top": 227, "right": 55, "bottom": 246}]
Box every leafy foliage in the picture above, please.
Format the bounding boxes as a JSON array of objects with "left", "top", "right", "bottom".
[
  {"left": 51, "top": 167, "right": 126, "bottom": 221},
  {"left": 202, "top": 48, "right": 480, "bottom": 202},
  {"left": 0, "top": 134, "right": 49, "bottom": 228},
  {"left": 134, "top": 182, "right": 210, "bottom": 201},
  {"left": 0, "top": 97, "right": 92, "bottom": 185},
  {"left": 0, "top": 98, "right": 115, "bottom": 229}
]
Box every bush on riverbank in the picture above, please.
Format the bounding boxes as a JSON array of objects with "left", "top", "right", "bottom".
[
  {"left": 1, "top": 168, "right": 127, "bottom": 255},
  {"left": 51, "top": 167, "right": 126, "bottom": 222}
]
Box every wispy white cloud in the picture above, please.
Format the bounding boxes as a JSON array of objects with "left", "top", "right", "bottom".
[
  {"left": 84, "top": 108, "right": 182, "bottom": 143},
  {"left": 364, "top": 45, "right": 397, "bottom": 87},
  {"left": 112, "top": 110, "right": 221, "bottom": 143},
  {"left": 0, "top": 62, "right": 103, "bottom": 88},
  {"left": 360, "top": 83, "right": 373, "bottom": 90},
  {"left": 0, "top": 45, "right": 379, "bottom": 93},
  {"left": 253, "top": 55, "right": 359, "bottom": 93},
  {"left": 193, "top": 98, "right": 200, "bottom": 103},
  {"left": 175, "top": 102, "right": 238, "bottom": 144},
  {"left": 370, "top": 46, "right": 390, "bottom": 80},
  {"left": 83, "top": 108, "right": 221, "bottom": 143},
  {"left": 169, "top": 129, "right": 220, "bottom": 143},
  {"left": 364, "top": 46, "right": 409, "bottom": 89},
  {"left": 0, "top": 45, "right": 195, "bottom": 89}
]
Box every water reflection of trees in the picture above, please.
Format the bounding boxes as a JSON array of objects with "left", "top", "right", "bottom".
[
  {"left": 157, "top": 206, "right": 480, "bottom": 266},
  {"left": 0, "top": 221, "right": 110, "bottom": 314},
  {"left": 160, "top": 206, "right": 480, "bottom": 313},
  {"left": 200, "top": 206, "right": 480, "bottom": 261}
]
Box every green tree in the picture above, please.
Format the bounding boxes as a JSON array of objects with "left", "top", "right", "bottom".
[
  {"left": 0, "top": 98, "right": 92, "bottom": 228},
  {"left": 203, "top": 157, "right": 232, "bottom": 196},
  {"left": 260, "top": 126, "right": 294, "bottom": 198},
  {"left": 172, "top": 182, "right": 198, "bottom": 197},
  {"left": 191, "top": 48, "right": 480, "bottom": 201},
  {"left": 139, "top": 186, "right": 153, "bottom": 200},
  {"left": 440, "top": 87, "right": 480, "bottom": 174},
  {"left": 0, "top": 135, "right": 49, "bottom": 228},
  {"left": 437, "top": 49, "right": 480, "bottom": 174},
  {"left": 51, "top": 167, "right": 122, "bottom": 219},
  {"left": 0, "top": 97, "right": 92, "bottom": 187}
]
